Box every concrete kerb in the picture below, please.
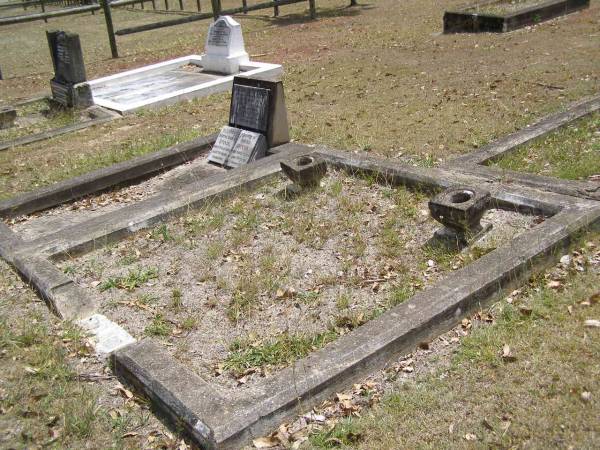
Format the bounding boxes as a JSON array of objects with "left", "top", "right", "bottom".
[
  {"left": 2, "top": 106, "right": 600, "bottom": 448},
  {"left": 444, "top": 94, "right": 600, "bottom": 201},
  {"left": 106, "top": 149, "right": 600, "bottom": 449},
  {"left": 0, "top": 132, "right": 218, "bottom": 219},
  {"left": 0, "top": 106, "right": 120, "bottom": 152}
]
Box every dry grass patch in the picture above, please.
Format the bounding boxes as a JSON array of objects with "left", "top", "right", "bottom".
[{"left": 57, "top": 170, "right": 540, "bottom": 388}]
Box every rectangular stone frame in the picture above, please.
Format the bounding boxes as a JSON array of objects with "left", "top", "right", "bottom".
[
  {"left": 1, "top": 96, "right": 599, "bottom": 448},
  {"left": 444, "top": 0, "right": 590, "bottom": 33}
]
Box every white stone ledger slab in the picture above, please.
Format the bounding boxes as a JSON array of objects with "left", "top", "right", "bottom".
[{"left": 202, "top": 16, "right": 249, "bottom": 75}]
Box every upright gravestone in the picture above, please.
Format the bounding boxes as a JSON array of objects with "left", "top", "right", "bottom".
[
  {"left": 202, "top": 16, "right": 249, "bottom": 75},
  {"left": 207, "top": 75, "right": 289, "bottom": 168},
  {"left": 47, "top": 30, "right": 93, "bottom": 108},
  {"left": 229, "top": 75, "right": 290, "bottom": 148}
]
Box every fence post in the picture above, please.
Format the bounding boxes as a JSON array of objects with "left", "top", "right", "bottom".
[
  {"left": 178, "top": 0, "right": 183, "bottom": 10},
  {"left": 164, "top": 0, "right": 169, "bottom": 10},
  {"left": 274, "top": 0, "right": 279, "bottom": 17},
  {"left": 210, "top": 0, "right": 220, "bottom": 19},
  {"left": 196, "top": 0, "right": 201, "bottom": 11},
  {"left": 242, "top": 0, "right": 247, "bottom": 14},
  {"left": 309, "top": 0, "right": 316, "bottom": 19},
  {"left": 41, "top": 0, "right": 48, "bottom": 23},
  {"left": 152, "top": 0, "right": 156, "bottom": 8},
  {"left": 350, "top": 0, "right": 357, "bottom": 5},
  {"left": 101, "top": 0, "right": 119, "bottom": 58}
]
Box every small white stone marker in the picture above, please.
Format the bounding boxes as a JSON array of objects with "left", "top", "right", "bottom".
[
  {"left": 79, "top": 314, "right": 136, "bottom": 356},
  {"left": 202, "top": 16, "right": 249, "bottom": 74}
]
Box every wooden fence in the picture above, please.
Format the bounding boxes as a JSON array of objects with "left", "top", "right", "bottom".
[{"left": 1, "top": 0, "right": 359, "bottom": 59}]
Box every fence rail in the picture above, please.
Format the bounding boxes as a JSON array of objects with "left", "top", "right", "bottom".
[{"left": 1, "top": 0, "right": 357, "bottom": 59}]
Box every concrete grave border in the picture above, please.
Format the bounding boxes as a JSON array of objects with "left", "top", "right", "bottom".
[
  {"left": 445, "top": 93, "right": 600, "bottom": 201},
  {"left": 444, "top": 0, "right": 590, "bottom": 33},
  {"left": 88, "top": 55, "right": 283, "bottom": 114},
  {"left": 0, "top": 105, "right": 119, "bottom": 152},
  {"left": 1, "top": 97, "right": 599, "bottom": 448}
]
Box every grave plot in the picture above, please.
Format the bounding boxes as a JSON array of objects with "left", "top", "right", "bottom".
[
  {"left": 490, "top": 111, "right": 599, "bottom": 181},
  {"left": 89, "top": 16, "right": 282, "bottom": 114},
  {"left": 54, "top": 169, "right": 541, "bottom": 394},
  {"left": 0, "top": 99, "right": 115, "bottom": 151},
  {"left": 4, "top": 152, "right": 223, "bottom": 241},
  {"left": 444, "top": 0, "right": 590, "bottom": 33}
]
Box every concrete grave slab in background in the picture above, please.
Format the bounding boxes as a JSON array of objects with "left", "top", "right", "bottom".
[{"left": 89, "top": 55, "right": 283, "bottom": 114}]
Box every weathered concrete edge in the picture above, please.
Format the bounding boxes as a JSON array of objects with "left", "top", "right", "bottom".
[
  {"left": 450, "top": 164, "right": 600, "bottom": 202},
  {"left": 109, "top": 204, "right": 600, "bottom": 449},
  {"left": 113, "top": 340, "right": 226, "bottom": 450},
  {"left": 0, "top": 133, "right": 218, "bottom": 219},
  {"left": 315, "top": 147, "right": 593, "bottom": 216},
  {"left": 20, "top": 143, "right": 311, "bottom": 259},
  {"left": 1, "top": 223, "right": 95, "bottom": 319},
  {"left": 444, "top": 0, "right": 590, "bottom": 33},
  {"left": 447, "top": 94, "right": 600, "bottom": 166},
  {"left": 0, "top": 106, "right": 119, "bottom": 153},
  {"left": 213, "top": 204, "right": 600, "bottom": 448}
]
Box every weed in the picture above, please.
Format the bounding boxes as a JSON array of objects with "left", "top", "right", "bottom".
[
  {"left": 224, "top": 330, "right": 338, "bottom": 374},
  {"left": 144, "top": 315, "right": 172, "bottom": 337},
  {"left": 100, "top": 267, "right": 158, "bottom": 292}
]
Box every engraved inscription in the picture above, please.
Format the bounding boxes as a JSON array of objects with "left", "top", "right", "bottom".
[
  {"left": 207, "top": 126, "right": 241, "bottom": 166},
  {"left": 207, "top": 21, "right": 231, "bottom": 47},
  {"left": 227, "top": 130, "right": 267, "bottom": 168},
  {"left": 229, "top": 85, "right": 270, "bottom": 133}
]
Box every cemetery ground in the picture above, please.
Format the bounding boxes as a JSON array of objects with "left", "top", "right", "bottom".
[
  {"left": 1, "top": 0, "right": 600, "bottom": 198},
  {"left": 0, "top": 0, "right": 599, "bottom": 449},
  {"left": 1, "top": 231, "right": 598, "bottom": 448}
]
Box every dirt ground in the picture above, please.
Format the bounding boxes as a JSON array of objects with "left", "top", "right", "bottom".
[
  {"left": 53, "top": 169, "right": 541, "bottom": 392},
  {"left": 1, "top": 0, "right": 599, "bottom": 199}
]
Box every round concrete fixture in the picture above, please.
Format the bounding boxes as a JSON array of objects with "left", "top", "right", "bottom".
[
  {"left": 280, "top": 154, "right": 327, "bottom": 188},
  {"left": 428, "top": 186, "right": 491, "bottom": 248}
]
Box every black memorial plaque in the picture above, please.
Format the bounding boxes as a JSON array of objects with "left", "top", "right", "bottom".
[
  {"left": 47, "top": 30, "right": 87, "bottom": 84},
  {"left": 229, "top": 84, "right": 270, "bottom": 134}
]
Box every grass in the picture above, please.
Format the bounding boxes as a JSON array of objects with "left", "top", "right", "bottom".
[
  {"left": 473, "top": 0, "right": 546, "bottom": 15},
  {"left": 1, "top": 0, "right": 598, "bottom": 202},
  {"left": 0, "top": 304, "right": 157, "bottom": 448},
  {"left": 223, "top": 330, "right": 338, "bottom": 375},
  {"left": 492, "top": 112, "right": 600, "bottom": 181},
  {"left": 0, "top": 100, "right": 79, "bottom": 142},
  {"left": 306, "top": 233, "right": 600, "bottom": 449},
  {"left": 99, "top": 266, "right": 158, "bottom": 291}
]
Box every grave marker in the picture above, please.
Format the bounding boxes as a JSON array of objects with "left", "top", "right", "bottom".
[
  {"left": 227, "top": 130, "right": 267, "bottom": 168},
  {"left": 230, "top": 76, "right": 290, "bottom": 148},
  {"left": 202, "top": 16, "right": 249, "bottom": 74},
  {"left": 207, "top": 125, "right": 241, "bottom": 166},
  {"left": 207, "top": 75, "right": 289, "bottom": 168},
  {"left": 47, "top": 30, "right": 93, "bottom": 108}
]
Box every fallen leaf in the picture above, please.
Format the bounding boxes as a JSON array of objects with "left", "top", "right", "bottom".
[
  {"left": 581, "top": 391, "right": 592, "bottom": 402},
  {"left": 501, "top": 344, "right": 517, "bottom": 362},
  {"left": 253, "top": 436, "right": 280, "bottom": 448},
  {"left": 464, "top": 433, "right": 477, "bottom": 441},
  {"left": 547, "top": 280, "right": 562, "bottom": 289},
  {"left": 122, "top": 431, "right": 138, "bottom": 438}
]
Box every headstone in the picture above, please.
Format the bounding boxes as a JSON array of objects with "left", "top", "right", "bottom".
[
  {"left": 202, "top": 16, "right": 249, "bottom": 74},
  {"left": 46, "top": 30, "right": 93, "bottom": 108},
  {"left": 230, "top": 76, "right": 290, "bottom": 148},
  {"left": 207, "top": 127, "right": 266, "bottom": 169}
]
